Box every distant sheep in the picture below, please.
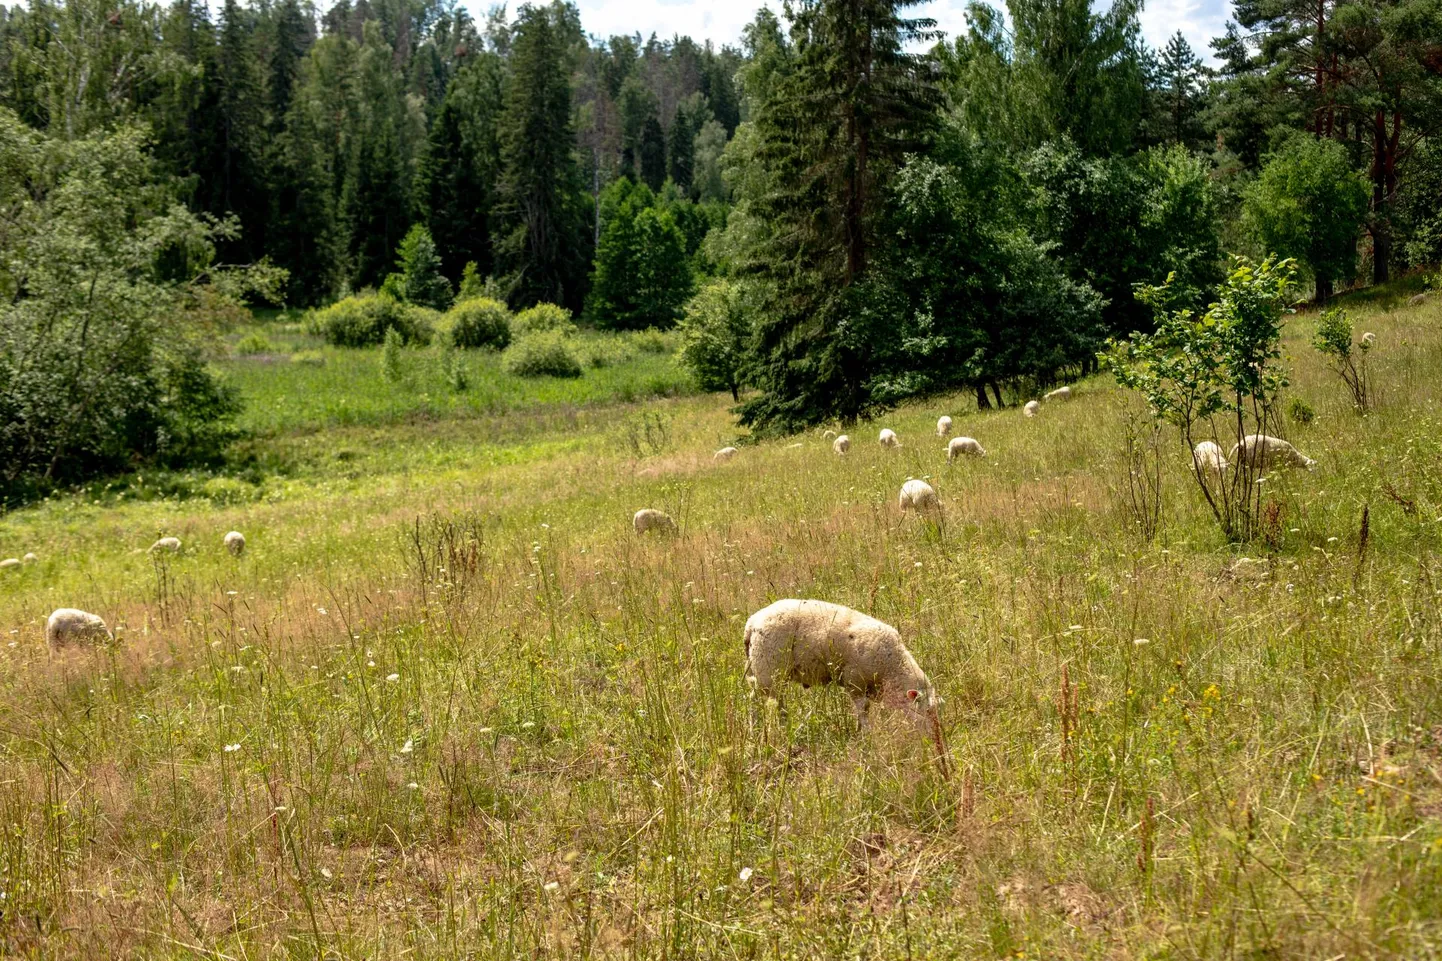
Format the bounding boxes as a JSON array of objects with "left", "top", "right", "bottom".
[
  {"left": 1044, "top": 386, "right": 1072, "bottom": 402},
  {"left": 936, "top": 416, "right": 952, "bottom": 437},
  {"left": 1229, "top": 434, "right": 1316, "bottom": 471},
  {"left": 1360, "top": 331, "right": 1376, "bottom": 348},
  {"left": 823, "top": 430, "right": 837, "bottom": 440},
  {"left": 879, "top": 429, "right": 901, "bottom": 449},
  {"left": 1192, "top": 440, "right": 1228, "bottom": 475},
  {"left": 833, "top": 434, "right": 851, "bottom": 455},
  {"left": 1409, "top": 293, "right": 1428, "bottom": 307},
  {"left": 743, "top": 599, "right": 948, "bottom": 772},
  {"left": 714, "top": 447, "right": 739, "bottom": 462},
  {"left": 22, "top": 552, "right": 37, "bottom": 563},
  {"left": 46, "top": 608, "right": 113, "bottom": 648},
  {"left": 0, "top": 558, "right": 18, "bottom": 571},
  {"left": 1023, "top": 400, "right": 1040, "bottom": 418},
  {"left": 898, "top": 479, "right": 941, "bottom": 514},
  {"left": 947, "top": 437, "right": 986, "bottom": 460},
  {"left": 633, "top": 509, "right": 677, "bottom": 535},
  {"left": 150, "top": 536, "right": 181, "bottom": 553},
  {"left": 224, "top": 531, "right": 246, "bottom": 556}
]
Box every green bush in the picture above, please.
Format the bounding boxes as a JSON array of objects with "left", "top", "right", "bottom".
[
  {"left": 503, "top": 331, "right": 583, "bottom": 378},
  {"left": 382, "top": 327, "right": 405, "bottom": 382},
  {"left": 312, "top": 294, "right": 432, "bottom": 347},
  {"left": 628, "top": 329, "right": 670, "bottom": 354},
  {"left": 234, "top": 332, "right": 273, "bottom": 356},
  {"left": 445, "top": 298, "right": 512, "bottom": 350},
  {"left": 512, "top": 302, "right": 576, "bottom": 337},
  {"left": 1288, "top": 397, "right": 1316, "bottom": 426},
  {"left": 291, "top": 350, "right": 326, "bottom": 367}
]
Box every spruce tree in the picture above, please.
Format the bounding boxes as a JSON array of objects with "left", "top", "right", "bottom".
[
  {"left": 587, "top": 179, "right": 693, "bottom": 329},
  {"left": 212, "top": 0, "right": 267, "bottom": 260},
  {"left": 667, "top": 100, "right": 695, "bottom": 193},
  {"left": 393, "top": 224, "right": 454, "bottom": 309}
]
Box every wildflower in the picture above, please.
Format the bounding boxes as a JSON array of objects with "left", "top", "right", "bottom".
[
  {"left": 1203, "top": 684, "right": 1220, "bottom": 699},
  {"left": 1133, "top": 638, "right": 1150, "bottom": 645},
  {"left": 739, "top": 867, "right": 754, "bottom": 882},
  {"left": 543, "top": 881, "right": 560, "bottom": 893},
  {"left": 407, "top": 782, "right": 419, "bottom": 790},
  {"left": 386, "top": 673, "right": 400, "bottom": 683},
  {"left": 223, "top": 743, "right": 241, "bottom": 753},
  {"left": 320, "top": 867, "right": 333, "bottom": 879},
  {"left": 400, "top": 739, "right": 414, "bottom": 754}
]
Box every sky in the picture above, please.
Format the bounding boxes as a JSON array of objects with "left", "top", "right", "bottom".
[{"left": 532, "top": 0, "right": 1234, "bottom": 63}]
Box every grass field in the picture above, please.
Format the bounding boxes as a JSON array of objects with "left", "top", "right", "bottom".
[{"left": 1, "top": 287, "right": 1442, "bottom": 958}]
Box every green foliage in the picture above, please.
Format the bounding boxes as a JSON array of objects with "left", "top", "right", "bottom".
[
  {"left": 691, "top": 119, "right": 731, "bottom": 203},
  {"left": 1244, "top": 135, "right": 1370, "bottom": 303},
  {"left": 1105, "top": 256, "right": 1296, "bottom": 539},
  {"left": 502, "top": 330, "right": 583, "bottom": 378},
  {"left": 389, "top": 224, "right": 453, "bottom": 310},
  {"left": 458, "top": 262, "right": 487, "bottom": 300},
  {"left": 678, "top": 280, "right": 752, "bottom": 400},
  {"left": 513, "top": 302, "right": 576, "bottom": 336},
  {"left": 313, "top": 293, "right": 433, "bottom": 347},
  {"left": 588, "top": 179, "right": 695, "bottom": 330},
  {"left": 445, "top": 298, "right": 513, "bottom": 350},
  {"left": 1288, "top": 396, "right": 1315, "bottom": 425},
  {"left": 381, "top": 326, "right": 405, "bottom": 382},
  {"left": 291, "top": 350, "right": 326, "bottom": 367},
  {"left": 1311, "top": 307, "right": 1371, "bottom": 411},
  {"left": 235, "top": 332, "right": 274, "bottom": 355}
]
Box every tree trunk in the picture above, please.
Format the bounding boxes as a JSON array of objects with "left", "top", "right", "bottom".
[
  {"left": 975, "top": 384, "right": 991, "bottom": 410},
  {"left": 1315, "top": 275, "right": 1333, "bottom": 305},
  {"left": 990, "top": 382, "right": 1005, "bottom": 409},
  {"left": 730, "top": 384, "right": 739, "bottom": 402}
]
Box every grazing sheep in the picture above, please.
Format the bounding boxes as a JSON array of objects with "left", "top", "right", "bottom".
[
  {"left": 1360, "top": 331, "right": 1376, "bottom": 348},
  {"left": 823, "top": 430, "right": 837, "bottom": 440},
  {"left": 1409, "top": 293, "right": 1428, "bottom": 307},
  {"left": 743, "top": 599, "right": 948, "bottom": 772},
  {"left": 879, "top": 428, "right": 901, "bottom": 449},
  {"left": 1023, "top": 400, "right": 1040, "bottom": 418},
  {"left": 46, "top": 608, "right": 113, "bottom": 648},
  {"left": 898, "top": 479, "right": 941, "bottom": 514},
  {"left": 1192, "top": 440, "right": 1228, "bottom": 475},
  {"left": 1229, "top": 434, "right": 1316, "bottom": 471},
  {"left": 633, "top": 509, "right": 677, "bottom": 535},
  {"left": 22, "top": 552, "right": 37, "bottom": 563},
  {"left": 224, "top": 531, "right": 246, "bottom": 556},
  {"left": 0, "top": 558, "right": 18, "bottom": 571},
  {"left": 936, "top": 416, "right": 952, "bottom": 437},
  {"left": 833, "top": 434, "right": 851, "bottom": 455},
  {"left": 714, "top": 446, "right": 739, "bottom": 462},
  {"left": 946, "top": 437, "right": 986, "bottom": 460},
  {"left": 1044, "top": 385, "right": 1072, "bottom": 402},
  {"left": 150, "top": 536, "right": 181, "bottom": 553}
]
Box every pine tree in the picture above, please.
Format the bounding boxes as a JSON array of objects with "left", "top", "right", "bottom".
[
  {"left": 638, "top": 114, "right": 667, "bottom": 190},
  {"left": 1155, "top": 31, "right": 1206, "bottom": 147},
  {"left": 667, "top": 100, "right": 696, "bottom": 193},
  {"left": 495, "top": 3, "right": 590, "bottom": 310},
  {"left": 586, "top": 179, "right": 693, "bottom": 329},
  {"left": 211, "top": 0, "right": 268, "bottom": 260},
  {"left": 393, "top": 224, "right": 454, "bottom": 308}
]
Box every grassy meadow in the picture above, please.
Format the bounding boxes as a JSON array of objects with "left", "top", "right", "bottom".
[{"left": 1, "top": 287, "right": 1442, "bottom": 957}]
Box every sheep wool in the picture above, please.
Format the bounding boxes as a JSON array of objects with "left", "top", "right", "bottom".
[
  {"left": 714, "top": 447, "right": 739, "bottom": 462},
  {"left": 150, "top": 536, "right": 181, "bottom": 553},
  {"left": 833, "top": 434, "right": 851, "bottom": 455},
  {"left": 633, "top": 509, "right": 677, "bottom": 535},
  {"left": 224, "top": 531, "right": 246, "bottom": 556},
  {"left": 1360, "top": 331, "right": 1376, "bottom": 349},
  {"left": 1023, "top": 400, "right": 1040, "bottom": 418},
  {"left": 1229, "top": 434, "right": 1316, "bottom": 471},
  {"left": 1192, "top": 440, "right": 1228, "bottom": 475},
  {"left": 46, "top": 608, "right": 113, "bottom": 648},
  {"left": 899, "top": 479, "right": 941, "bottom": 513},
  {"left": 823, "top": 430, "right": 837, "bottom": 440},
  {"left": 1044, "top": 385, "right": 1072, "bottom": 402},
  {"left": 22, "top": 552, "right": 37, "bottom": 563},
  {"left": 0, "top": 558, "right": 18, "bottom": 570},
  {"left": 936, "top": 416, "right": 953, "bottom": 437},
  {"left": 879, "top": 429, "right": 901, "bottom": 449},
  {"left": 947, "top": 437, "right": 986, "bottom": 460},
  {"left": 744, "top": 599, "right": 948, "bottom": 772}
]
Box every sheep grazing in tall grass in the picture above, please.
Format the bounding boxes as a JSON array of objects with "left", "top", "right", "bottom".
[
  {"left": 150, "top": 536, "right": 181, "bottom": 553},
  {"left": 0, "top": 558, "right": 18, "bottom": 571},
  {"left": 1044, "top": 386, "right": 1072, "bottom": 402},
  {"left": 714, "top": 447, "right": 738, "bottom": 462},
  {"left": 1229, "top": 434, "right": 1317, "bottom": 471},
  {"left": 224, "top": 531, "right": 246, "bottom": 556},
  {"left": 898, "top": 479, "right": 941, "bottom": 514},
  {"left": 833, "top": 434, "right": 851, "bottom": 455},
  {"left": 46, "top": 609, "right": 113, "bottom": 648},
  {"left": 936, "top": 416, "right": 952, "bottom": 437},
  {"left": 1024, "top": 400, "right": 1040, "bottom": 418},
  {"left": 947, "top": 437, "right": 986, "bottom": 460},
  {"left": 22, "top": 552, "right": 37, "bottom": 563},
  {"left": 743, "top": 599, "right": 948, "bottom": 774},
  {"left": 823, "top": 430, "right": 837, "bottom": 440},
  {"left": 633, "top": 509, "right": 677, "bottom": 535},
  {"left": 879, "top": 429, "right": 901, "bottom": 449},
  {"left": 1192, "top": 440, "right": 1229, "bottom": 475},
  {"left": 1360, "top": 331, "right": 1376, "bottom": 348}
]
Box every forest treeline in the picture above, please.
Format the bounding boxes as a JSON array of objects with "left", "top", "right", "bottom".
[{"left": 0, "top": 0, "right": 1440, "bottom": 482}]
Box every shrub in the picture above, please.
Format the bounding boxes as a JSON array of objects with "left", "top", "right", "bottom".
[
  {"left": 1311, "top": 307, "right": 1370, "bottom": 411},
  {"left": 234, "top": 332, "right": 273, "bottom": 356},
  {"left": 313, "top": 294, "right": 432, "bottom": 347},
  {"left": 1288, "top": 397, "right": 1316, "bottom": 426},
  {"left": 513, "top": 302, "right": 576, "bottom": 337},
  {"left": 678, "top": 280, "right": 750, "bottom": 400},
  {"left": 291, "top": 350, "right": 326, "bottom": 367},
  {"left": 382, "top": 327, "right": 405, "bottom": 382},
  {"left": 503, "top": 331, "right": 583, "bottom": 378},
  {"left": 445, "top": 298, "right": 512, "bottom": 350},
  {"left": 628, "top": 329, "right": 670, "bottom": 354}
]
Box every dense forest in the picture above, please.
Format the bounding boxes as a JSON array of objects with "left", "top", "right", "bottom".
[{"left": 1, "top": 0, "right": 1440, "bottom": 487}]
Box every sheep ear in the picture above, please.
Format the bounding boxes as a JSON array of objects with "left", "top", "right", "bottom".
[{"left": 907, "top": 689, "right": 920, "bottom": 701}]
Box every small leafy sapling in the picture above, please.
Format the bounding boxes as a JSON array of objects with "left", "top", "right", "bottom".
[{"left": 1311, "top": 307, "right": 1371, "bottom": 412}]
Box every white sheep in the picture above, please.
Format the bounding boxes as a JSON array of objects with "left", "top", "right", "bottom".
[
  {"left": 1192, "top": 440, "right": 1228, "bottom": 475},
  {"left": 1023, "top": 400, "right": 1040, "bottom": 418},
  {"left": 0, "top": 558, "right": 18, "bottom": 571},
  {"left": 150, "top": 536, "right": 181, "bottom": 553},
  {"left": 224, "top": 531, "right": 246, "bottom": 556},
  {"left": 879, "top": 428, "right": 901, "bottom": 449},
  {"left": 833, "top": 434, "right": 851, "bottom": 455},
  {"left": 1360, "top": 331, "right": 1376, "bottom": 349},
  {"left": 633, "top": 509, "right": 677, "bottom": 535},
  {"left": 936, "top": 416, "right": 952, "bottom": 437},
  {"left": 898, "top": 479, "right": 941, "bottom": 514},
  {"left": 714, "top": 446, "right": 739, "bottom": 462},
  {"left": 1229, "top": 434, "right": 1316, "bottom": 471},
  {"left": 946, "top": 437, "right": 987, "bottom": 460},
  {"left": 1044, "top": 385, "right": 1072, "bottom": 402},
  {"left": 46, "top": 608, "right": 113, "bottom": 648},
  {"left": 743, "top": 599, "right": 948, "bottom": 772},
  {"left": 22, "top": 552, "right": 37, "bottom": 563},
  {"left": 823, "top": 430, "right": 838, "bottom": 440}
]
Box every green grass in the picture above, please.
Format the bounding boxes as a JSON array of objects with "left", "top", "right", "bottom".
[{"left": 1, "top": 289, "right": 1441, "bottom": 957}]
